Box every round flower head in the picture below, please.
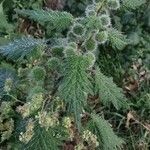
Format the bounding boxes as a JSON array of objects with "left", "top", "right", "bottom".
[
  {"left": 95, "top": 30, "right": 108, "bottom": 44},
  {"left": 67, "top": 31, "right": 77, "bottom": 41},
  {"left": 86, "top": 9, "right": 97, "bottom": 17},
  {"left": 86, "top": 4, "right": 96, "bottom": 11},
  {"left": 71, "top": 23, "right": 86, "bottom": 37},
  {"left": 107, "top": 0, "right": 120, "bottom": 10},
  {"left": 84, "top": 52, "right": 96, "bottom": 68},
  {"left": 51, "top": 46, "right": 64, "bottom": 57},
  {"left": 30, "top": 66, "right": 46, "bottom": 81},
  {"left": 82, "top": 130, "right": 99, "bottom": 148},
  {"left": 4, "top": 78, "right": 13, "bottom": 93},
  {"left": 84, "top": 37, "right": 98, "bottom": 52},
  {"left": 63, "top": 117, "right": 72, "bottom": 129},
  {"left": 63, "top": 46, "right": 77, "bottom": 57},
  {"left": 36, "top": 111, "right": 59, "bottom": 131},
  {"left": 47, "top": 57, "right": 61, "bottom": 70},
  {"left": 99, "top": 14, "right": 111, "bottom": 27},
  {"left": 85, "top": 4, "right": 96, "bottom": 17},
  {"left": 19, "top": 119, "right": 34, "bottom": 144},
  {"left": 68, "top": 42, "right": 78, "bottom": 49}
]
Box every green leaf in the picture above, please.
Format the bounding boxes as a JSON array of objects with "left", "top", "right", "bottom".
[
  {"left": 58, "top": 54, "right": 93, "bottom": 129},
  {"left": 95, "top": 67, "right": 128, "bottom": 110},
  {"left": 14, "top": 122, "right": 67, "bottom": 150},
  {"left": 122, "top": 0, "right": 146, "bottom": 10},
  {"left": 0, "top": 37, "right": 45, "bottom": 61},
  {"left": 16, "top": 9, "right": 74, "bottom": 31},
  {"left": 25, "top": 126, "right": 67, "bottom": 150},
  {"left": 87, "top": 114, "right": 124, "bottom": 150},
  {"left": 0, "top": 2, "right": 13, "bottom": 32},
  {"left": 108, "top": 28, "right": 128, "bottom": 50}
]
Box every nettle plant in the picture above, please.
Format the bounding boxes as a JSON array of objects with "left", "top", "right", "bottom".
[{"left": 0, "top": 0, "right": 141, "bottom": 149}]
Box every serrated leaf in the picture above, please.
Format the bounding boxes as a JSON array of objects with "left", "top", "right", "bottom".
[
  {"left": 16, "top": 9, "right": 74, "bottom": 31},
  {"left": 122, "top": 0, "right": 146, "bottom": 10},
  {"left": 87, "top": 114, "right": 124, "bottom": 150},
  {"left": 14, "top": 121, "right": 68, "bottom": 150},
  {"left": 0, "top": 37, "right": 45, "bottom": 61},
  {"left": 58, "top": 54, "right": 93, "bottom": 129},
  {"left": 108, "top": 28, "right": 128, "bottom": 50},
  {"left": 24, "top": 126, "right": 67, "bottom": 150},
  {"left": 95, "top": 67, "right": 128, "bottom": 110}
]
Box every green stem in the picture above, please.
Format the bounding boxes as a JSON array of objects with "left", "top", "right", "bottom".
[
  {"left": 96, "top": 0, "right": 106, "bottom": 15},
  {"left": 4, "top": 93, "right": 25, "bottom": 104}
]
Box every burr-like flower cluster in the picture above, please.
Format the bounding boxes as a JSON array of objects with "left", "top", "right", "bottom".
[
  {"left": 19, "top": 119, "right": 35, "bottom": 144},
  {"left": 36, "top": 111, "right": 59, "bottom": 131},
  {"left": 82, "top": 130, "right": 99, "bottom": 147},
  {"left": 17, "top": 93, "right": 43, "bottom": 118},
  {"left": 4, "top": 78, "right": 13, "bottom": 93}
]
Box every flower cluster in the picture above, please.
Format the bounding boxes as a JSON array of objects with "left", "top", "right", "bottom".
[
  {"left": 75, "top": 143, "right": 85, "bottom": 150},
  {"left": 63, "top": 117, "right": 74, "bottom": 140},
  {"left": 35, "top": 111, "right": 59, "bottom": 131},
  {"left": 1, "top": 119, "right": 14, "bottom": 142},
  {"left": 17, "top": 93, "right": 43, "bottom": 118},
  {"left": 30, "top": 66, "right": 46, "bottom": 81},
  {"left": 4, "top": 78, "right": 13, "bottom": 93},
  {"left": 19, "top": 119, "right": 34, "bottom": 144},
  {"left": 0, "top": 101, "right": 12, "bottom": 120},
  {"left": 82, "top": 130, "right": 99, "bottom": 148},
  {"left": 107, "top": 0, "right": 120, "bottom": 10},
  {"left": 63, "top": 117, "right": 72, "bottom": 129}
]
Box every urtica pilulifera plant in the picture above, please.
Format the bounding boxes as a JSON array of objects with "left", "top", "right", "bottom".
[{"left": 0, "top": 0, "right": 147, "bottom": 149}]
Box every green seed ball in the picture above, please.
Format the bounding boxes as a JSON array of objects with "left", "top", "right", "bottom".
[
  {"left": 31, "top": 46, "right": 44, "bottom": 59},
  {"left": 86, "top": 4, "right": 95, "bottom": 11},
  {"left": 84, "top": 52, "right": 96, "bottom": 68},
  {"left": 107, "top": 0, "right": 120, "bottom": 10},
  {"left": 99, "top": 14, "right": 111, "bottom": 27},
  {"left": 47, "top": 57, "right": 61, "bottom": 70},
  {"left": 85, "top": 4, "right": 96, "bottom": 17},
  {"left": 67, "top": 31, "right": 77, "bottom": 41},
  {"left": 86, "top": 9, "right": 97, "bottom": 17},
  {"left": 30, "top": 66, "right": 46, "bottom": 81},
  {"left": 84, "top": 37, "right": 97, "bottom": 51},
  {"left": 95, "top": 31, "right": 108, "bottom": 44},
  {"left": 72, "top": 23, "right": 86, "bottom": 37},
  {"left": 64, "top": 47, "right": 77, "bottom": 57},
  {"left": 68, "top": 42, "right": 78, "bottom": 49},
  {"left": 51, "top": 46, "right": 64, "bottom": 57}
]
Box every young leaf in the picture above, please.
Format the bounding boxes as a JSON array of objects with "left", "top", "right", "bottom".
[
  {"left": 87, "top": 114, "right": 124, "bottom": 150},
  {"left": 95, "top": 67, "right": 128, "bottom": 110},
  {"left": 108, "top": 28, "right": 128, "bottom": 50},
  {"left": 58, "top": 54, "right": 93, "bottom": 129}
]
